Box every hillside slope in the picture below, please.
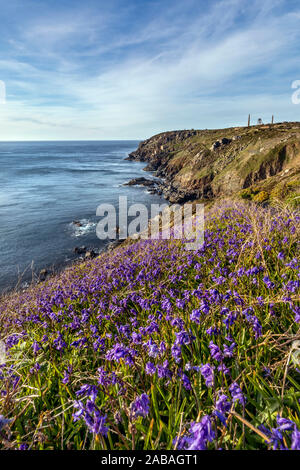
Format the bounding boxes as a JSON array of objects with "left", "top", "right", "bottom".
[
  {"left": 127, "top": 122, "right": 300, "bottom": 205},
  {"left": 0, "top": 201, "right": 299, "bottom": 450}
]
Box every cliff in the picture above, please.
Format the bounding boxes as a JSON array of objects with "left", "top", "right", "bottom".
[{"left": 127, "top": 122, "right": 300, "bottom": 205}]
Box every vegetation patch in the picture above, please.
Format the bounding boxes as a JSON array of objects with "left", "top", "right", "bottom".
[{"left": 0, "top": 201, "right": 299, "bottom": 450}]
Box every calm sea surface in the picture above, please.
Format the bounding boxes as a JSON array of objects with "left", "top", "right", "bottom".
[{"left": 0, "top": 141, "right": 165, "bottom": 292}]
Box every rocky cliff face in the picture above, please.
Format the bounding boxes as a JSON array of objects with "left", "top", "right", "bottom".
[{"left": 127, "top": 123, "right": 300, "bottom": 204}]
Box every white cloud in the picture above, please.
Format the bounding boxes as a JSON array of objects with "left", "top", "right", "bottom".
[{"left": 0, "top": 0, "right": 300, "bottom": 139}]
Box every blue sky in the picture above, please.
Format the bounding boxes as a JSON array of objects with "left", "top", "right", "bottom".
[{"left": 0, "top": 0, "right": 300, "bottom": 140}]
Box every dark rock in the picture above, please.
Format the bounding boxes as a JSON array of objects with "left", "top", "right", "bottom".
[
  {"left": 211, "top": 141, "right": 221, "bottom": 150},
  {"left": 124, "top": 177, "right": 157, "bottom": 187},
  {"left": 72, "top": 220, "right": 82, "bottom": 227},
  {"left": 85, "top": 250, "right": 97, "bottom": 259},
  {"left": 211, "top": 138, "right": 231, "bottom": 151},
  {"left": 221, "top": 137, "right": 232, "bottom": 145},
  {"left": 74, "top": 246, "right": 87, "bottom": 255},
  {"left": 39, "top": 269, "right": 48, "bottom": 281}
]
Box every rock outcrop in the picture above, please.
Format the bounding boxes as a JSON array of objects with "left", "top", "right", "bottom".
[
  {"left": 124, "top": 177, "right": 157, "bottom": 187},
  {"left": 127, "top": 123, "right": 300, "bottom": 203}
]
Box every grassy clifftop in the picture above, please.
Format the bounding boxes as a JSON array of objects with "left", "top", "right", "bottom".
[{"left": 128, "top": 122, "right": 300, "bottom": 205}]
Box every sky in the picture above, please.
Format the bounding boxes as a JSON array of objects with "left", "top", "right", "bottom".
[{"left": 0, "top": 0, "right": 300, "bottom": 140}]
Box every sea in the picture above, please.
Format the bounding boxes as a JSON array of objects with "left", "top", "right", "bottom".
[{"left": 0, "top": 141, "right": 166, "bottom": 293}]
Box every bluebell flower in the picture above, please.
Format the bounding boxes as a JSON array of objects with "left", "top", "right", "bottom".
[
  {"left": 200, "top": 363, "right": 214, "bottom": 388},
  {"left": 276, "top": 415, "right": 295, "bottom": 432},
  {"left": 145, "top": 362, "right": 156, "bottom": 375},
  {"left": 0, "top": 414, "right": 12, "bottom": 431},
  {"left": 76, "top": 384, "right": 98, "bottom": 402},
  {"left": 187, "top": 415, "right": 215, "bottom": 450},
  {"left": 157, "top": 360, "right": 172, "bottom": 379},
  {"left": 32, "top": 340, "right": 41, "bottom": 355},
  {"left": 131, "top": 393, "right": 150, "bottom": 419},
  {"left": 263, "top": 276, "right": 275, "bottom": 289},
  {"left": 229, "top": 382, "right": 246, "bottom": 405},
  {"left": 209, "top": 341, "right": 223, "bottom": 362},
  {"left": 291, "top": 428, "right": 300, "bottom": 450},
  {"left": 171, "top": 341, "right": 182, "bottom": 362},
  {"left": 19, "top": 443, "right": 29, "bottom": 450}
]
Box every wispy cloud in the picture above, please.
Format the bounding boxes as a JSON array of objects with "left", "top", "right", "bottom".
[{"left": 0, "top": 0, "right": 299, "bottom": 139}]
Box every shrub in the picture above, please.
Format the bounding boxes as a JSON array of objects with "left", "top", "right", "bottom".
[{"left": 253, "top": 191, "right": 269, "bottom": 203}]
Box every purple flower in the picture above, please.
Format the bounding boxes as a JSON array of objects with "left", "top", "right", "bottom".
[
  {"left": 206, "top": 326, "right": 220, "bottom": 336},
  {"left": 97, "top": 367, "right": 118, "bottom": 387},
  {"left": 260, "top": 417, "right": 299, "bottom": 450},
  {"left": 175, "top": 330, "right": 195, "bottom": 346},
  {"left": 19, "top": 443, "right": 29, "bottom": 450},
  {"left": 243, "top": 310, "right": 262, "bottom": 338},
  {"left": 171, "top": 344, "right": 182, "bottom": 363},
  {"left": 76, "top": 400, "right": 108, "bottom": 435},
  {"left": 0, "top": 414, "right": 12, "bottom": 431},
  {"left": 293, "top": 306, "right": 300, "bottom": 323},
  {"left": 209, "top": 341, "right": 223, "bottom": 362},
  {"left": 263, "top": 276, "right": 275, "bottom": 290},
  {"left": 145, "top": 362, "right": 156, "bottom": 375},
  {"left": 62, "top": 370, "right": 70, "bottom": 384},
  {"left": 73, "top": 400, "right": 85, "bottom": 421},
  {"left": 76, "top": 384, "right": 98, "bottom": 402},
  {"left": 131, "top": 332, "right": 142, "bottom": 344},
  {"left": 216, "top": 393, "right": 231, "bottom": 413},
  {"left": 284, "top": 280, "right": 300, "bottom": 293},
  {"left": 250, "top": 316, "right": 262, "bottom": 339},
  {"left": 62, "top": 364, "right": 72, "bottom": 384},
  {"left": 157, "top": 360, "right": 171, "bottom": 379},
  {"left": 178, "top": 369, "right": 191, "bottom": 390},
  {"left": 190, "top": 301, "right": 209, "bottom": 323},
  {"left": 269, "top": 428, "right": 285, "bottom": 450},
  {"left": 190, "top": 309, "right": 201, "bottom": 324},
  {"left": 144, "top": 339, "right": 159, "bottom": 358},
  {"left": 223, "top": 342, "right": 236, "bottom": 358},
  {"left": 200, "top": 363, "right": 214, "bottom": 388},
  {"left": 106, "top": 343, "right": 136, "bottom": 365},
  {"left": 89, "top": 410, "right": 108, "bottom": 435},
  {"left": 276, "top": 415, "right": 295, "bottom": 432},
  {"left": 73, "top": 399, "right": 108, "bottom": 436},
  {"left": 32, "top": 340, "right": 41, "bottom": 355},
  {"left": 130, "top": 393, "right": 150, "bottom": 419},
  {"left": 217, "top": 363, "right": 230, "bottom": 375},
  {"left": 159, "top": 341, "right": 166, "bottom": 355},
  {"left": 29, "top": 362, "right": 41, "bottom": 374},
  {"left": 53, "top": 332, "right": 67, "bottom": 351},
  {"left": 229, "top": 382, "right": 246, "bottom": 405},
  {"left": 171, "top": 317, "right": 184, "bottom": 329},
  {"left": 223, "top": 312, "right": 237, "bottom": 329},
  {"left": 214, "top": 392, "right": 231, "bottom": 426},
  {"left": 291, "top": 428, "right": 300, "bottom": 450},
  {"left": 263, "top": 367, "right": 271, "bottom": 377},
  {"left": 187, "top": 415, "right": 215, "bottom": 450},
  {"left": 176, "top": 299, "right": 186, "bottom": 309}
]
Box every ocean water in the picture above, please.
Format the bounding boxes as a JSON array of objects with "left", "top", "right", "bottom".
[{"left": 0, "top": 141, "right": 165, "bottom": 293}]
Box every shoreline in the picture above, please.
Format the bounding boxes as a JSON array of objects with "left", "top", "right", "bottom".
[
  {"left": 1, "top": 237, "right": 125, "bottom": 298},
  {"left": 0, "top": 150, "right": 165, "bottom": 297}
]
